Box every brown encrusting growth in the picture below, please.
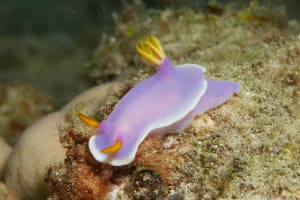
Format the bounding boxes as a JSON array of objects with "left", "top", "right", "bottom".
[
  {"left": 45, "top": 119, "right": 113, "bottom": 200},
  {"left": 46, "top": 1, "right": 300, "bottom": 199},
  {"left": 46, "top": 161, "right": 112, "bottom": 200},
  {"left": 46, "top": 104, "right": 181, "bottom": 199}
]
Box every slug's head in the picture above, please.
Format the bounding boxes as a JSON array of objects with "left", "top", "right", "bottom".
[
  {"left": 79, "top": 113, "right": 122, "bottom": 154},
  {"left": 136, "top": 36, "right": 166, "bottom": 66}
]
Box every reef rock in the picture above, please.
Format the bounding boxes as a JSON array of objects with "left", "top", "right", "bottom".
[
  {"left": 4, "top": 82, "right": 118, "bottom": 200},
  {"left": 5, "top": 112, "right": 66, "bottom": 200},
  {"left": 46, "top": 2, "right": 300, "bottom": 200}
]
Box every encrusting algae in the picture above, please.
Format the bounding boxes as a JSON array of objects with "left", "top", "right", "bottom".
[{"left": 46, "top": 1, "right": 300, "bottom": 199}]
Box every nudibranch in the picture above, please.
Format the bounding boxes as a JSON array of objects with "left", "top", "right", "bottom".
[{"left": 79, "top": 36, "right": 239, "bottom": 166}]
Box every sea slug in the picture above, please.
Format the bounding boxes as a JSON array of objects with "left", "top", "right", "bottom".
[{"left": 79, "top": 36, "right": 240, "bottom": 166}]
